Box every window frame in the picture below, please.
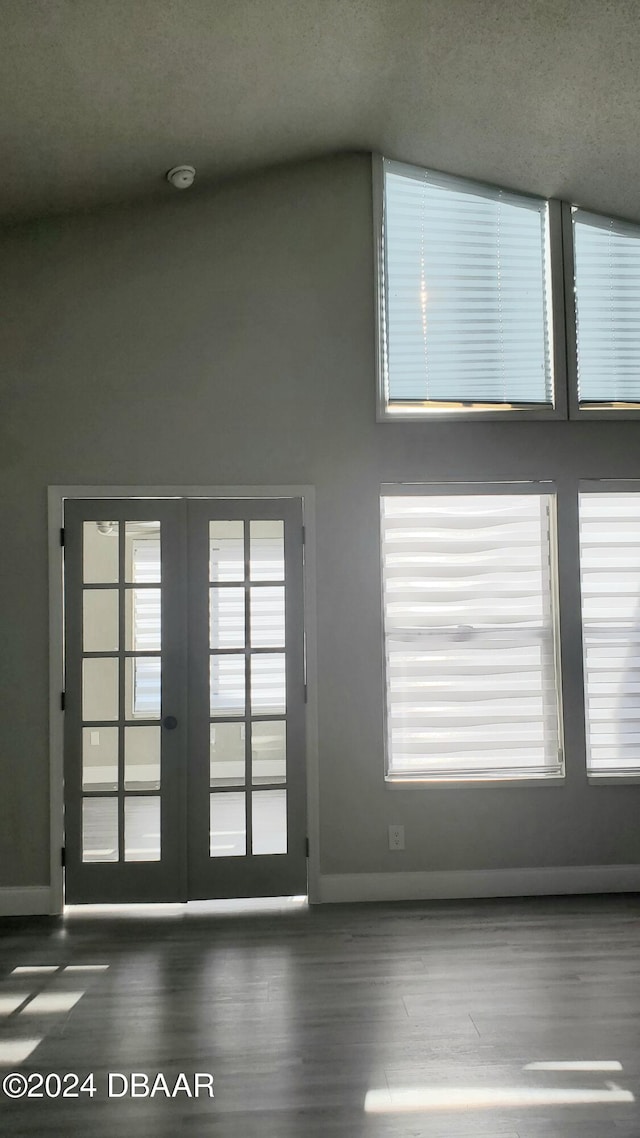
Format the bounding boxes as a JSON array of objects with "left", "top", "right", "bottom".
[
  {"left": 380, "top": 481, "right": 565, "bottom": 787},
  {"left": 373, "top": 155, "right": 569, "bottom": 423},
  {"left": 563, "top": 204, "right": 640, "bottom": 420},
  {"left": 578, "top": 479, "right": 640, "bottom": 783}
]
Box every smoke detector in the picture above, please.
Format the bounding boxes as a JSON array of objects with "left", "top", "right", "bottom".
[{"left": 166, "top": 165, "right": 196, "bottom": 190}]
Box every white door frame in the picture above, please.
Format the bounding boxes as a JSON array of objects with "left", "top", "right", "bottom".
[{"left": 48, "top": 485, "right": 319, "bottom": 914}]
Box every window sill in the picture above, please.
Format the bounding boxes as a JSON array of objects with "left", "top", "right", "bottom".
[
  {"left": 378, "top": 403, "right": 563, "bottom": 423},
  {"left": 571, "top": 405, "right": 640, "bottom": 420},
  {"left": 587, "top": 775, "right": 640, "bottom": 786},
  {"left": 385, "top": 775, "right": 566, "bottom": 789}
]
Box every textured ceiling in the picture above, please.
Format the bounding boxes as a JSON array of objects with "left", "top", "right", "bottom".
[{"left": 3, "top": 0, "right": 640, "bottom": 224}]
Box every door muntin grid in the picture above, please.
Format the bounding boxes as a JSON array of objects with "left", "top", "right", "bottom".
[
  {"left": 66, "top": 497, "right": 306, "bottom": 903},
  {"left": 81, "top": 520, "right": 163, "bottom": 863},
  {"left": 209, "top": 519, "right": 288, "bottom": 857}
]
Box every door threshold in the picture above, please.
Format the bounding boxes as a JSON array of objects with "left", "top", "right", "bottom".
[{"left": 63, "top": 896, "right": 308, "bottom": 919}]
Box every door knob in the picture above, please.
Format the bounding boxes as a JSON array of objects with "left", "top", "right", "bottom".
[{"left": 162, "top": 715, "right": 178, "bottom": 730}]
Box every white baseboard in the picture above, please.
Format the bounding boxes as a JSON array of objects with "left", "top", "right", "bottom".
[
  {"left": 2, "top": 869, "right": 636, "bottom": 914},
  {"left": 0, "top": 888, "right": 52, "bottom": 917},
  {"left": 317, "top": 865, "right": 640, "bottom": 904}
]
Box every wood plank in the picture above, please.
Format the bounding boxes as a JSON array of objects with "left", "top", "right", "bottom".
[{"left": 0, "top": 895, "right": 639, "bottom": 1135}]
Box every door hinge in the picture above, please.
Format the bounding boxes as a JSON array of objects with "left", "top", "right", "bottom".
[
  {"left": 301, "top": 525, "right": 306, "bottom": 546},
  {"left": 60, "top": 527, "right": 65, "bottom": 547},
  {"left": 60, "top": 692, "right": 65, "bottom": 711},
  {"left": 304, "top": 682, "right": 308, "bottom": 703},
  {"left": 60, "top": 847, "right": 66, "bottom": 867},
  {"left": 305, "top": 837, "right": 309, "bottom": 858}
]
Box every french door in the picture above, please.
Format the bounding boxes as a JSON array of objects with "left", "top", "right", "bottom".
[{"left": 63, "top": 497, "right": 307, "bottom": 904}]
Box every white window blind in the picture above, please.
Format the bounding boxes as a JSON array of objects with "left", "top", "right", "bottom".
[
  {"left": 381, "top": 492, "right": 562, "bottom": 780},
  {"left": 382, "top": 160, "right": 553, "bottom": 409},
  {"left": 579, "top": 492, "right": 640, "bottom": 775},
  {"left": 573, "top": 209, "right": 640, "bottom": 406}
]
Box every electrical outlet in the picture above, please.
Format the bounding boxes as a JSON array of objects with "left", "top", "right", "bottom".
[{"left": 388, "top": 824, "right": 405, "bottom": 851}]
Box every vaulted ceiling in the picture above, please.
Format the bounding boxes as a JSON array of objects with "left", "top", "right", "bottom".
[{"left": 3, "top": 0, "right": 640, "bottom": 224}]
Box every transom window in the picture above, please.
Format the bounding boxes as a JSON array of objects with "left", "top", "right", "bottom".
[
  {"left": 378, "top": 159, "right": 555, "bottom": 417},
  {"left": 375, "top": 155, "right": 640, "bottom": 420},
  {"left": 572, "top": 209, "right": 640, "bottom": 411}
]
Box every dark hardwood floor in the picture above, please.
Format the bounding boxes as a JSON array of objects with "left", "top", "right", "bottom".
[{"left": 1, "top": 894, "right": 640, "bottom": 1136}]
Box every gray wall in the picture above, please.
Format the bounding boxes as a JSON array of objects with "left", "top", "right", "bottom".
[{"left": 2, "top": 153, "right": 640, "bottom": 891}]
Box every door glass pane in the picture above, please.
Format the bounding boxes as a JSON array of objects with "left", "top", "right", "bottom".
[
  {"left": 83, "top": 657, "right": 118, "bottom": 721},
  {"left": 252, "top": 721, "right": 286, "bottom": 785},
  {"left": 125, "top": 726, "right": 161, "bottom": 790},
  {"left": 124, "top": 796, "right": 161, "bottom": 861},
  {"left": 210, "top": 722, "right": 245, "bottom": 787},
  {"left": 125, "top": 657, "right": 161, "bottom": 719},
  {"left": 210, "top": 655, "right": 245, "bottom": 716},
  {"left": 210, "top": 587, "right": 245, "bottom": 649},
  {"left": 125, "top": 589, "right": 161, "bottom": 650},
  {"left": 252, "top": 790, "right": 287, "bottom": 854},
  {"left": 250, "top": 586, "right": 285, "bottom": 648},
  {"left": 251, "top": 654, "right": 286, "bottom": 714},
  {"left": 250, "top": 520, "right": 284, "bottom": 581},
  {"left": 125, "top": 524, "right": 161, "bottom": 583},
  {"left": 210, "top": 521, "right": 244, "bottom": 582},
  {"left": 82, "top": 727, "right": 118, "bottom": 791},
  {"left": 210, "top": 792, "right": 246, "bottom": 856},
  {"left": 83, "top": 589, "right": 119, "bottom": 652},
  {"left": 82, "top": 798, "right": 118, "bottom": 862},
  {"left": 83, "top": 521, "right": 119, "bottom": 584}
]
